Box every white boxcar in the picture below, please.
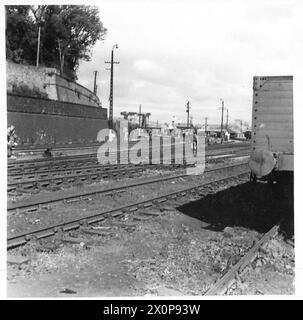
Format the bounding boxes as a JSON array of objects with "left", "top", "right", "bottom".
[{"left": 249, "top": 76, "right": 293, "bottom": 179}]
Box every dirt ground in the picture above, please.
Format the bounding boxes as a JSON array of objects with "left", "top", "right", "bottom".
[{"left": 7, "top": 176, "right": 294, "bottom": 297}]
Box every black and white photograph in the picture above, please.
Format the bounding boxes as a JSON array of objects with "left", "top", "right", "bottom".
[{"left": 1, "top": 0, "right": 301, "bottom": 300}]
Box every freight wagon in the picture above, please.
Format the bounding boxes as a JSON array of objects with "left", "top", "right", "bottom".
[{"left": 249, "top": 76, "right": 293, "bottom": 182}]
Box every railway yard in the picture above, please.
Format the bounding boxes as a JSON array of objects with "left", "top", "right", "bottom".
[
  {"left": 4, "top": 2, "right": 297, "bottom": 302},
  {"left": 6, "top": 142, "right": 294, "bottom": 297}
]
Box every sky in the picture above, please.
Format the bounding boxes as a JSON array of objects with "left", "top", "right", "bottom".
[{"left": 76, "top": 0, "right": 298, "bottom": 126}]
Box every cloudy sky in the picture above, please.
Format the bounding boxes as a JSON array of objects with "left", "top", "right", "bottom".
[{"left": 77, "top": 0, "right": 298, "bottom": 126}]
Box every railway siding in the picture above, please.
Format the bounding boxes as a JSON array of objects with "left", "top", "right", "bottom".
[{"left": 7, "top": 169, "right": 293, "bottom": 297}]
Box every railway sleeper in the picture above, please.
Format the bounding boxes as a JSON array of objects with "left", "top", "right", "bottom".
[
  {"left": 143, "top": 202, "right": 153, "bottom": 208},
  {"left": 7, "top": 186, "right": 17, "bottom": 192},
  {"left": 23, "top": 206, "right": 39, "bottom": 213},
  {"left": 156, "top": 197, "right": 167, "bottom": 203},
  {"left": 10, "top": 175, "right": 23, "bottom": 181},
  {"left": 35, "top": 241, "right": 60, "bottom": 253},
  {"left": 62, "top": 223, "right": 81, "bottom": 232},
  {"left": 7, "top": 239, "right": 27, "bottom": 250},
  {"left": 80, "top": 227, "right": 112, "bottom": 236},
  {"left": 54, "top": 179, "right": 64, "bottom": 185},
  {"left": 62, "top": 236, "right": 91, "bottom": 245},
  {"left": 137, "top": 210, "right": 162, "bottom": 216},
  {"left": 80, "top": 196, "right": 93, "bottom": 201},
  {"left": 159, "top": 205, "right": 176, "bottom": 212},
  {"left": 112, "top": 210, "right": 124, "bottom": 217},
  {"left": 39, "top": 173, "right": 49, "bottom": 178},
  {"left": 87, "top": 216, "right": 105, "bottom": 225},
  {"left": 22, "top": 183, "right": 36, "bottom": 190},
  {"left": 40, "top": 181, "right": 50, "bottom": 188},
  {"left": 129, "top": 206, "right": 138, "bottom": 212},
  {"left": 133, "top": 214, "right": 151, "bottom": 221},
  {"left": 65, "top": 198, "right": 81, "bottom": 204}
]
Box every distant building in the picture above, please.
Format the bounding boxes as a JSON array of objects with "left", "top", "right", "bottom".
[{"left": 228, "top": 129, "right": 246, "bottom": 140}]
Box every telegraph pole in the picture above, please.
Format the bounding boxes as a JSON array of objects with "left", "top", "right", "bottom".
[
  {"left": 204, "top": 117, "right": 208, "bottom": 132},
  {"left": 138, "top": 104, "right": 142, "bottom": 128},
  {"left": 186, "top": 101, "right": 190, "bottom": 128},
  {"left": 105, "top": 44, "right": 120, "bottom": 129},
  {"left": 93, "top": 71, "right": 98, "bottom": 95},
  {"left": 36, "top": 26, "right": 41, "bottom": 67},
  {"left": 220, "top": 99, "right": 224, "bottom": 144}
]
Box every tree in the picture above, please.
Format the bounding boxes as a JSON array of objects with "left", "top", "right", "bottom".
[
  {"left": 6, "top": 5, "right": 107, "bottom": 80},
  {"left": 5, "top": 6, "right": 37, "bottom": 64}
]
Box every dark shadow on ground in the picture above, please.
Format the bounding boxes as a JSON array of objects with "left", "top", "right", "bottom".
[{"left": 177, "top": 177, "right": 294, "bottom": 239}]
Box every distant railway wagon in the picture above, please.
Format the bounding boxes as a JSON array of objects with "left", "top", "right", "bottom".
[{"left": 249, "top": 76, "right": 293, "bottom": 182}]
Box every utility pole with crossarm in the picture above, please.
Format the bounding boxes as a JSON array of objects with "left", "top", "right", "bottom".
[
  {"left": 105, "top": 44, "right": 120, "bottom": 129},
  {"left": 186, "top": 101, "right": 190, "bottom": 128},
  {"left": 219, "top": 99, "right": 225, "bottom": 144},
  {"left": 204, "top": 117, "right": 208, "bottom": 132},
  {"left": 93, "top": 70, "right": 98, "bottom": 95}
]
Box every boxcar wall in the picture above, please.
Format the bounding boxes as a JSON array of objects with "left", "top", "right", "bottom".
[
  {"left": 251, "top": 76, "right": 293, "bottom": 172},
  {"left": 7, "top": 94, "right": 108, "bottom": 147}
]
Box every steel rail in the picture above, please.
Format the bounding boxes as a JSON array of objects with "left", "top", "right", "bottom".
[
  {"left": 8, "top": 161, "right": 249, "bottom": 212},
  {"left": 8, "top": 142, "right": 250, "bottom": 169},
  {"left": 11, "top": 140, "right": 250, "bottom": 157},
  {"left": 8, "top": 163, "right": 182, "bottom": 191},
  {"left": 8, "top": 163, "right": 135, "bottom": 179},
  {"left": 204, "top": 224, "right": 280, "bottom": 296},
  {"left": 8, "top": 153, "right": 249, "bottom": 194},
  {"left": 8, "top": 149, "right": 250, "bottom": 180},
  {"left": 7, "top": 163, "right": 250, "bottom": 249},
  {"left": 8, "top": 143, "right": 182, "bottom": 169}
]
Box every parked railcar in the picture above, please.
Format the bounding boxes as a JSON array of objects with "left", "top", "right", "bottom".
[{"left": 248, "top": 76, "right": 293, "bottom": 182}]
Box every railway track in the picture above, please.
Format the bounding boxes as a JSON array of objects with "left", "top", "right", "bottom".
[
  {"left": 8, "top": 142, "right": 250, "bottom": 171},
  {"left": 8, "top": 151, "right": 250, "bottom": 193},
  {"left": 7, "top": 163, "right": 184, "bottom": 193},
  {"left": 8, "top": 161, "right": 249, "bottom": 213},
  {"left": 8, "top": 142, "right": 181, "bottom": 170},
  {"left": 8, "top": 146, "right": 250, "bottom": 176},
  {"left": 7, "top": 161, "right": 250, "bottom": 249}
]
